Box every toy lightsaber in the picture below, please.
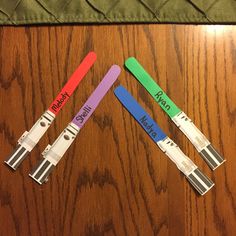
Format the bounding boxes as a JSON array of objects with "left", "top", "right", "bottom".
[
  {"left": 29, "top": 65, "right": 121, "bottom": 184},
  {"left": 125, "top": 57, "right": 225, "bottom": 170},
  {"left": 114, "top": 86, "right": 214, "bottom": 195},
  {"left": 5, "top": 52, "right": 97, "bottom": 170}
]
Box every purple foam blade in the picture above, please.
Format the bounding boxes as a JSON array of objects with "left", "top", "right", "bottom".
[{"left": 72, "top": 65, "right": 121, "bottom": 128}]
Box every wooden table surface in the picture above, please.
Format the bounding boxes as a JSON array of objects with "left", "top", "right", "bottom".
[{"left": 0, "top": 25, "right": 235, "bottom": 236}]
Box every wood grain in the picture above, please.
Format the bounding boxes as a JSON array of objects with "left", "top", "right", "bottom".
[{"left": 0, "top": 25, "right": 235, "bottom": 236}]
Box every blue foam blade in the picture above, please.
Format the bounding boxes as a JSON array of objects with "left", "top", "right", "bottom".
[{"left": 114, "top": 85, "right": 167, "bottom": 143}]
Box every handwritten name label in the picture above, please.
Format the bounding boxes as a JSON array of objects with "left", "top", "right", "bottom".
[
  {"left": 139, "top": 115, "right": 157, "bottom": 139},
  {"left": 51, "top": 92, "right": 70, "bottom": 112},
  {"left": 75, "top": 105, "right": 92, "bottom": 123},
  {"left": 155, "top": 91, "right": 171, "bottom": 110}
]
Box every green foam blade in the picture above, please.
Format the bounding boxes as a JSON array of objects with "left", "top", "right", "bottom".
[{"left": 125, "top": 57, "right": 181, "bottom": 118}]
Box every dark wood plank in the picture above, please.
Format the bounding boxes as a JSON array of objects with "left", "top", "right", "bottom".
[{"left": 0, "top": 25, "right": 235, "bottom": 236}]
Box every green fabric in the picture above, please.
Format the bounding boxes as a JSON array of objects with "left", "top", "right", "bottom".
[
  {"left": 125, "top": 57, "right": 181, "bottom": 118},
  {"left": 0, "top": 0, "right": 236, "bottom": 25}
]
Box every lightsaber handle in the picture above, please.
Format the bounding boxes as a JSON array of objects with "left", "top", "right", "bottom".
[
  {"left": 5, "top": 110, "right": 55, "bottom": 170},
  {"left": 172, "top": 112, "right": 210, "bottom": 151},
  {"left": 172, "top": 112, "right": 225, "bottom": 169},
  {"left": 157, "top": 137, "right": 214, "bottom": 195},
  {"left": 29, "top": 123, "right": 79, "bottom": 184},
  {"left": 19, "top": 110, "right": 55, "bottom": 150},
  {"left": 157, "top": 137, "right": 197, "bottom": 175}
]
